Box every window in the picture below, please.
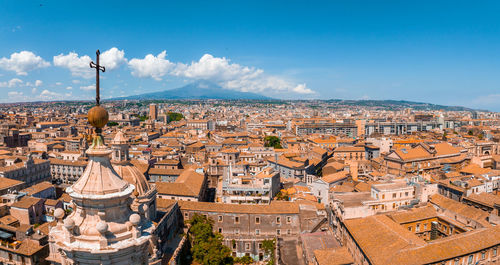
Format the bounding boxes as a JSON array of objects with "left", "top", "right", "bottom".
[
  {"left": 481, "top": 252, "right": 485, "bottom": 260},
  {"left": 468, "top": 255, "right": 473, "bottom": 264},
  {"left": 416, "top": 224, "right": 420, "bottom": 232},
  {"left": 218, "top": 228, "right": 222, "bottom": 233},
  {"left": 235, "top": 228, "right": 240, "bottom": 235},
  {"left": 233, "top": 242, "right": 237, "bottom": 249},
  {"left": 258, "top": 243, "right": 262, "bottom": 249},
  {"left": 276, "top": 217, "right": 281, "bottom": 224},
  {"left": 382, "top": 194, "right": 385, "bottom": 199},
  {"left": 245, "top": 243, "right": 251, "bottom": 251},
  {"left": 494, "top": 248, "right": 497, "bottom": 256},
  {"left": 424, "top": 223, "right": 427, "bottom": 230},
  {"left": 184, "top": 212, "right": 189, "bottom": 219},
  {"left": 408, "top": 226, "right": 412, "bottom": 231},
  {"left": 255, "top": 217, "right": 260, "bottom": 224},
  {"left": 392, "top": 193, "right": 396, "bottom": 198},
  {"left": 287, "top": 216, "right": 292, "bottom": 224},
  {"left": 235, "top": 216, "right": 240, "bottom": 224},
  {"left": 405, "top": 192, "right": 408, "bottom": 197},
  {"left": 218, "top": 215, "right": 223, "bottom": 222},
  {"left": 276, "top": 229, "right": 281, "bottom": 235},
  {"left": 287, "top": 229, "right": 291, "bottom": 235},
  {"left": 255, "top": 229, "right": 260, "bottom": 235}
]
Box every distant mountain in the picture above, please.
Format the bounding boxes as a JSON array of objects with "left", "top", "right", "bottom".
[
  {"left": 114, "top": 81, "right": 273, "bottom": 100},
  {"left": 324, "top": 99, "right": 483, "bottom": 112}
]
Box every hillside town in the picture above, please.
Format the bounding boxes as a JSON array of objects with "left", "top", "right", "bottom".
[{"left": 0, "top": 98, "right": 497, "bottom": 265}]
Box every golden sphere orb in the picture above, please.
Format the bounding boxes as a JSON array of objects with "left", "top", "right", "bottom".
[{"left": 88, "top": 106, "right": 109, "bottom": 128}]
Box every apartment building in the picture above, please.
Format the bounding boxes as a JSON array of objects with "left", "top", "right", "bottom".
[
  {"left": 220, "top": 167, "right": 280, "bottom": 204},
  {"left": 49, "top": 158, "right": 87, "bottom": 184}
]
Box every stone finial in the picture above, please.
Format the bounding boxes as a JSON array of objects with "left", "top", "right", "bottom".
[
  {"left": 64, "top": 218, "right": 75, "bottom": 230},
  {"left": 129, "top": 214, "right": 141, "bottom": 226},
  {"left": 96, "top": 221, "right": 108, "bottom": 234},
  {"left": 54, "top": 208, "right": 65, "bottom": 222}
]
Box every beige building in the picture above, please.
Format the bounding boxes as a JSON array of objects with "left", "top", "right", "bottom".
[
  {"left": 49, "top": 158, "right": 87, "bottom": 184},
  {"left": 0, "top": 155, "right": 50, "bottom": 186},
  {"left": 156, "top": 167, "right": 207, "bottom": 201}
]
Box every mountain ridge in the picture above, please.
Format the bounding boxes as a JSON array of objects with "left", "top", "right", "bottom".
[
  {"left": 109, "top": 81, "right": 486, "bottom": 112},
  {"left": 113, "top": 81, "right": 273, "bottom": 100}
]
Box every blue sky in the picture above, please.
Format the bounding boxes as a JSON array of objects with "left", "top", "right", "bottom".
[{"left": 1, "top": 1, "right": 500, "bottom": 111}]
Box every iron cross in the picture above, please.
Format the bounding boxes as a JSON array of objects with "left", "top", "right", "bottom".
[{"left": 89, "top": 50, "right": 106, "bottom": 105}]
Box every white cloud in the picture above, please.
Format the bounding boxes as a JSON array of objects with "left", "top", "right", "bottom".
[
  {"left": 35, "top": 80, "right": 43, "bottom": 87},
  {"left": 53, "top": 47, "right": 126, "bottom": 78},
  {"left": 0, "top": 78, "right": 24, "bottom": 88},
  {"left": 100, "top": 47, "right": 127, "bottom": 70},
  {"left": 53, "top": 52, "right": 93, "bottom": 78},
  {"left": 128, "top": 51, "right": 175, "bottom": 81},
  {"left": 128, "top": 51, "right": 314, "bottom": 94},
  {"left": 72, "top": 80, "right": 81, "bottom": 84},
  {"left": 80, "top": 84, "right": 95, "bottom": 91},
  {"left": 32, "top": 87, "right": 37, "bottom": 94},
  {"left": 55, "top": 82, "right": 62, "bottom": 85},
  {"left": 0, "top": 51, "right": 50, "bottom": 75},
  {"left": 8, "top": 78, "right": 23, "bottom": 88},
  {"left": 39, "top": 89, "right": 61, "bottom": 99},
  {"left": 66, "top": 86, "right": 72, "bottom": 90},
  {"left": 128, "top": 52, "right": 314, "bottom": 94},
  {"left": 174, "top": 54, "right": 314, "bottom": 94},
  {"left": 8, "top": 91, "right": 23, "bottom": 97}
]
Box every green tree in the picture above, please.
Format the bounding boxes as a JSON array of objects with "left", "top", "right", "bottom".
[
  {"left": 275, "top": 190, "right": 289, "bottom": 201},
  {"left": 264, "top": 136, "right": 282, "bottom": 149},
  {"left": 167, "top": 112, "right": 184, "bottom": 123},
  {"left": 234, "top": 256, "right": 253, "bottom": 264},
  {"left": 187, "top": 214, "right": 234, "bottom": 265},
  {"left": 442, "top": 131, "right": 447, "bottom": 141},
  {"left": 107, "top": 121, "right": 119, "bottom": 127},
  {"left": 261, "top": 239, "right": 276, "bottom": 265}
]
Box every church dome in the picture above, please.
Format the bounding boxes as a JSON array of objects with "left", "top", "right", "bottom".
[
  {"left": 71, "top": 148, "right": 130, "bottom": 196},
  {"left": 111, "top": 130, "right": 129, "bottom": 144},
  {"left": 112, "top": 163, "right": 151, "bottom": 196}
]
